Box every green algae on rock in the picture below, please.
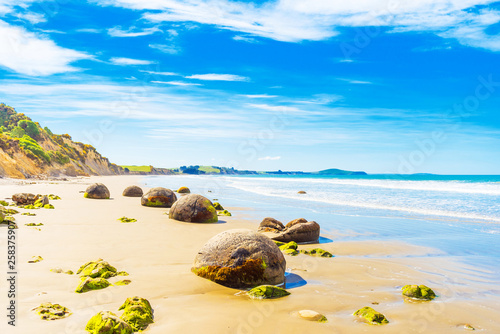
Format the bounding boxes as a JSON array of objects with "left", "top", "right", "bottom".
[
  {"left": 50, "top": 268, "right": 73, "bottom": 274},
  {"left": 402, "top": 284, "right": 436, "bottom": 300},
  {"left": 2, "top": 208, "right": 19, "bottom": 215},
  {"left": 177, "top": 186, "right": 190, "bottom": 193},
  {"left": 169, "top": 194, "right": 218, "bottom": 223},
  {"left": 0, "top": 200, "right": 8, "bottom": 206},
  {"left": 75, "top": 277, "right": 111, "bottom": 293},
  {"left": 353, "top": 306, "right": 389, "bottom": 325},
  {"left": 22, "top": 204, "right": 39, "bottom": 210},
  {"left": 28, "top": 255, "right": 43, "bottom": 263},
  {"left": 86, "top": 311, "right": 133, "bottom": 334},
  {"left": 114, "top": 280, "right": 131, "bottom": 286},
  {"left": 48, "top": 194, "right": 61, "bottom": 200},
  {"left": 300, "top": 248, "right": 333, "bottom": 258},
  {"left": 33, "top": 302, "right": 71, "bottom": 320},
  {"left": 77, "top": 259, "right": 118, "bottom": 278},
  {"left": 218, "top": 209, "right": 232, "bottom": 216},
  {"left": 43, "top": 204, "right": 54, "bottom": 209},
  {"left": 84, "top": 183, "right": 111, "bottom": 199},
  {"left": 212, "top": 202, "right": 224, "bottom": 210},
  {"left": 298, "top": 310, "right": 327, "bottom": 322},
  {"left": 118, "top": 217, "right": 137, "bottom": 223},
  {"left": 22, "top": 212, "right": 36, "bottom": 216},
  {"left": 25, "top": 223, "right": 43, "bottom": 226},
  {"left": 117, "top": 271, "right": 129, "bottom": 276},
  {"left": 279, "top": 241, "right": 299, "bottom": 256},
  {"left": 247, "top": 285, "right": 290, "bottom": 299},
  {"left": 118, "top": 297, "right": 154, "bottom": 331}
]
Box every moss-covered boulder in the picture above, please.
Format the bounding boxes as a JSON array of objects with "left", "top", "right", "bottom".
[
  {"left": 169, "top": 194, "right": 218, "bottom": 223},
  {"left": 122, "top": 186, "right": 143, "bottom": 197},
  {"left": 219, "top": 209, "right": 232, "bottom": 216},
  {"left": 77, "top": 259, "right": 118, "bottom": 278},
  {"left": 141, "top": 187, "right": 177, "bottom": 207},
  {"left": 12, "top": 193, "right": 37, "bottom": 205},
  {"left": 118, "top": 297, "right": 154, "bottom": 331},
  {"left": 258, "top": 217, "right": 285, "bottom": 232},
  {"left": 76, "top": 277, "right": 111, "bottom": 293},
  {"left": 279, "top": 241, "right": 299, "bottom": 256},
  {"left": 86, "top": 311, "right": 133, "bottom": 334},
  {"left": 300, "top": 248, "right": 333, "bottom": 257},
  {"left": 33, "top": 302, "right": 71, "bottom": 320},
  {"left": 177, "top": 186, "right": 190, "bottom": 194},
  {"left": 353, "top": 306, "right": 389, "bottom": 325},
  {"left": 212, "top": 202, "right": 224, "bottom": 210},
  {"left": 192, "top": 229, "right": 286, "bottom": 288},
  {"left": 298, "top": 310, "right": 327, "bottom": 322},
  {"left": 402, "top": 285, "right": 436, "bottom": 300},
  {"left": 272, "top": 219, "right": 320, "bottom": 243},
  {"left": 84, "top": 183, "right": 110, "bottom": 199},
  {"left": 247, "top": 285, "right": 290, "bottom": 299}
]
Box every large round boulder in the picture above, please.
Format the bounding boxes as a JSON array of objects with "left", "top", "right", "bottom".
[
  {"left": 141, "top": 187, "right": 176, "bottom": 207},
  {"left": 84, "top": 183, "right": 110, "bottom": 199},
  {"left": 169, "top": 194, "right": 217, "bottom": 223},
  {"left": 192, "top": 229, "right": 286, "bottom": 288},
  {"left": 122, "top": 186, "right": 143, "bottom": 197}
]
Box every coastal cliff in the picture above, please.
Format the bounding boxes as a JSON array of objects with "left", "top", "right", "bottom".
[{"left": 0, "top": 104, "right": 123, "bottom": 179}]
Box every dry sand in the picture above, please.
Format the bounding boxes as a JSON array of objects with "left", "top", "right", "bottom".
[{"left": 1, "top": 175, "right": 499, "bottom": 333}]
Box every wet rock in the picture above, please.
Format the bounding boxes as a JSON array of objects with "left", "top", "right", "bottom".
[
  {"left": 247, "top": 285, "right": 290, "bottom": 299},
  {"left": 118, "top": 296, "right": 154, "bottom": 331},
  {"left": 122, "top": 186, "right": 143, "bottom": 197},
  {"left": 84, "top": 183, "right": 110, "bottom": 199},
  {"left": 75, "top": 277, "right": 111, "bottom": 293},
  {"left": 272, "top": 219, "right": 320, "bottom": 243},
  {"left": 169, "top": 194, "right": 218, "bottom": 223},
  {"left": 353, "top": 306, "right": 389, "bottom": 325},
  {"left": 212, "top": 202, "right": 224, "bottom": 210},
  {"left": 300, "top": 248, "right": 333, "bottom": 257},
  {"left": 12, "top": 193, "right": 37, "bottom": 205},
  {"left": 86, "top": 311, "right": 133, "bottom": 334},
  {"left": 298, "top": 310, "right": 327, "bottom": 322},
  {"left": 177, "top": 186, "right": 190, "bottom": 194},
  {"left": 218, "top": 209, "right": 232, "bottom": 216},
  {"left": 77, "top": 259, "right": 118, "bottom": 278},
  {"left": 141, "top": 187, "right": 177, "bottom": 207},
  {"left": 402, "top": 284, "right": 436, "bottom": 300},
  {"left": 258, "top": 217, "right": 285, "bottom": 232},
  {"left": 33, "top": 303, "right": 71, "bottom": 320},
  {"left": 192, "top": 229, "right": 286, "bottom": 288}
]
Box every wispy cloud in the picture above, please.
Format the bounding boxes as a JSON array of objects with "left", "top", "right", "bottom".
[
  {"left": 76, "top": 28, "right": 102, "bottom": 34},
  {"left": 337, "top": 78, "right": 373, "bottom": 85},
  {"left": 108, "top": 26, "right": 161, "bottom": 37},
  {"left": 140, "top": 70, "right": 178, "bottom": 76},
  {"left": 0, "top": 20, "right": 90, "bottom": 76},
  {"left": 15, "top": 12, "right": 46, "bottom": 24},
  {"left": 258, "top": 156, "right": 281, "bottom": 161},
  {"left": 110, "top": 57, "right": 155, "bottom": 65},
  {"left": 185, "top": 73, "right": 249, "bottom": 81},
  {"left": 152, "top": 80, "right": 201, "bottom": 86},
  {"left": 149, "top": 43, "right": 181, "bottom": 54},
  {"left": 242, "top": 94, "right": 278, "bottom": 99},
  {"left": 233, "top": 35, "right": 259, "bottom": 43}
]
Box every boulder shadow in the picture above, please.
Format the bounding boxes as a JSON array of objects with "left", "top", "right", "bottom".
[{"left": 284, "top": 272, "right": 307, "bottom": 289}]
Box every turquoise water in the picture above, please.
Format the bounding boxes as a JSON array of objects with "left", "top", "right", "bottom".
[{"left": 144, "top": 174, "right": 500, "bottom": 284}]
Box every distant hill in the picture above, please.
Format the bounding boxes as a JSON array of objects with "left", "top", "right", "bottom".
[
  {"left": 316, "top": 168, "right": 367, "bottom": 176},
  {"left": 0, "top": 103, "right": 123, "bottom": 179}
]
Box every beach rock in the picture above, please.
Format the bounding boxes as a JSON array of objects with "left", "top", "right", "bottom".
[
  {"left": 33, "top": 302, "right": 71, "bottom": 320},
  {"left": 212, "top": 202, "right": 224, "bottom": 210},
  {"left": 192, "top": 229, "right": 286, "bottom": 288},
  {"left": 298, "top": 310, "right": 327, "bottom": 322},
  {"left": 258, "top": 217, "right": 285, "bottom": 232},
  {"left": 300, "top": 248, "right": 333, "bottom": 257},
  {"left": 169, "top": 194, "right": 218, "bottom": 223},
  {"left": 86, "top": 311, "right": 133, "bottom": 334},
  {"left": 118, "top": 297, "right": 154, "bottom": 331},
  {"left": 44, "top": 204, "right": 54, "bottom": 209},
  {"left": 353, "top": 306, "right": 389, "bottom": 325},
  {"left": 402, "top": 284, "right": 436, "bottom": 300},
  {"left": 12, "top": 193, "right": 37, "bottom": 205},
  {"left": 28, "top": 255, "right": 43, "bottom": 263},
  {"left": 297, "top": 191, "right": 307, "bottom": 194},
  {"left": 84, "top": 183, "right": 110, "bottom": 199},
  {"left": 77, "top": 259, "right": 118, "bottom": 278},
  {"left": 218, "top": 209, "right": 232, "bottom": 216},
  {"left": 122, "top": 186, "right": 143, "bottom": 197},
  {"left": 270, "top": 219, "right": 320, "bottom": 243},
  {"left": 141, "top": 187, "right": 177, "bottom": 207},
  {"left": 177, "top": 186, "right": 190, "bottom": 194},
  {"left": 247, "top": 285, "right": 290, "bottom": 299},
  {"left": 75, "top": 277, "right": 111, "bottom": 293},
  {"left": 279, "top": 241, "right": 299, "bottom": 256},
  {"left": 34, "top": 195, "right": 49, "bottom": 207}
]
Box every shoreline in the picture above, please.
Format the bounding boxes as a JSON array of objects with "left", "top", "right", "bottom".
[{"left": 1, "top": 175, "right": 499, "bottom": 333}]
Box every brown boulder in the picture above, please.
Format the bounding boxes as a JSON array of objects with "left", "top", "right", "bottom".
[
  {"left": 259, "top": 218, "right": 320, "bottom": 243},
  {"left": 84, "top": 183, "right": 110, "bottom": 199},
  {"left": 141, "top": 187, "right": 177, "bottom": 207},
  {"left": 169, "top": 194, "right": 217, "bottom": 223},
  {"left": 258, "top": 217, "right": 285, "bottom": 232},
  {"left": 192, "top": 229, "right": 286, "bottom": 288},
  {"left": 12, "top": 193, "right": 37, "bottom": 205},
  {"left": 122, "top": 186, "right": 143, "bottom": 197}
]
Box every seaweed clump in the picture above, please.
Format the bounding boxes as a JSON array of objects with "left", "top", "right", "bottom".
[
  {"left": 192, "top": 258, "right": 267, "bottom": 288},
  {"left": 118, "top": 296, "right": 154, "bottom": 331},
  {"left": 402, "top": 285, "right": 436, "bottom": 300},
  {"left": 247, "top": 285, "right": 290, "bottom": 299},
  {"left": 32, "top": 302, "right": 71, "bottom": 320},
  {"left": 86, "top": 311, "right": 133, "bottom": 334},
  {"left": 353, "top": 306, "right": 389, "bottom": 325}
]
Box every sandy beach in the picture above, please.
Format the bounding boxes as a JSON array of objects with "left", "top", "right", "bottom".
[{"left": 1, "top": 175, "right": 499, "bottom": 333}]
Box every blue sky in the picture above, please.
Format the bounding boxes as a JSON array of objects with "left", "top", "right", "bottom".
[{"left": 1, "top": 0, "right": 500, "bottom": 174}]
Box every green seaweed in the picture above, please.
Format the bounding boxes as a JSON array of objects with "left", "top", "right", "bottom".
[
  {"left": 353, "top": 306, "right": 389, "bottom": 325},
  {"left": 402, "top": 285, "right": 436, "bottom": 300},
  {"left": 86, "top": 311, "right": 133, "bottom": 334},
  {"left": 118, "top": 297, "right": 154, "bottom": 331},
  {"left": 33, "top": 302, "right": 71, "bottom": 320},
  {"left": 83, "top": 192, "right": 89, "bottom": 198},
  {"left": 48, "top": 194, "right": 61, "bottom": 200},
  {"left": 75, "top": 277, "right": 111, "bottom": 293},
  {"left": 118, "top": 217, "right": 137, "bottom": 223},
  {"left": 300, "top": 248, "right": 333, "bottom": 258},
  {"left": 219, "top": 209, "right": 232, "bottom": 216},
  {"left": 25, "top": 223, "right": 43, "bottom": 226},
  {"left": 192, "top": 258, "right": 267, "bottom": 288},
  {"left": 279, "top": 241, "right": 298, "bottom": 251},
  {"left": 0, "top": 200, "right": 9, "bottom": 206},
  {"left": 21, "top": 212, "right": 36, "bottom": 216},
  {"left": 247, "top": 285, "right": 290, "bottom": 299},
  {"left": 114, "top": 280, "right": 131, "bottom": 286},
  {"left": 43, "top": 204, "right": 54, "bottom": 209},
  {"left": 212, "top": 202, "right": 224, "bottom": 210},
  {"left": 2, "top": 208, "right": 19, "bottom": 215},
  {"left": 77, "top": 259, "right": 118, "bottom": 278}
]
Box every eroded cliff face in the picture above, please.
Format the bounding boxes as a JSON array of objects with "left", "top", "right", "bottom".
[{"left": 0, "top": 104, "right": 123, "bottom": 179}]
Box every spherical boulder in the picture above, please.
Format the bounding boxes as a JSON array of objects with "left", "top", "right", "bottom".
[
  {"left": 169, "top": 194, "right": 217, "bottom": 223},
  {"left": 258, "top": 217, "right": 285, "bottom": 232},
  {"left": 177, "top": 186, "right": 190, "bottom": 194},
  {"left": 192, "top": 229, "right": 286, "bottom": 288},
  {"left": 141, "top": 187, "right": 177, "bottom": 207},
  {"left": 84, "top": 183, "right": 110, "bottom": 199},
  {"left": 122, "top": 186, "right": 143, "bottom": 197}
]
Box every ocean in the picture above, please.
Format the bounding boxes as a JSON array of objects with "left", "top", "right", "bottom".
[{"left": 144, "top": 174, "right": 500, "bottom": 285}]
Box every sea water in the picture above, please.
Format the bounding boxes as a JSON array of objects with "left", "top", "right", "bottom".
[{"left": 144, "top": 174, "right": 500, "bottom": 285}]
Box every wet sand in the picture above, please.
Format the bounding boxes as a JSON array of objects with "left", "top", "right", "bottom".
[{"left": 1, "top": 175, "right": 499, "bottom": 333}]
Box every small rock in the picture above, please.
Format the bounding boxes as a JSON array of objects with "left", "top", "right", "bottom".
[
  {"left": 462, "top": 323, "right": 475, "bottom": 330},
  {"left": 33, "top": 303, "right": 71, "bottom": 320},
  {"left": 218, "top": 209, "right": 232, "bottom": 216},
  {"left": 50, "top": 268, "right": 63, "bottom": 273},
  {"left": 402, "top": 285, "right": 436, "bottom": 300},
  {"left": 177, "top": 186, "right": 190, "bottom": 194},
  {"left": 28, "top": 256, "right": 43, "bottom": 263},
  {"left": 115, "top": 280, "right": 132, "bottom": 286},
  {"left": 353, "top": 306, "right": 389, "bottom": 325},
  {"left": 86, "top": 311, "right": 133, "bottom": 334},
  {"left": 247, "top": 285, "right": 290, "bottom": 299},
  {"left": 77, "top": 259, "right": 118, "bottom": 278},
  {"left": 118, "top": 217, "right": 137, "bottom": 223},
  {"left": 298, "top": 310, "right": 327, "bottom": 322},
  {"left": 212, "top": 202, "right": 224, "bottom": 210}
]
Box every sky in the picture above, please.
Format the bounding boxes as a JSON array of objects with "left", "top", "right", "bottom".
[{"left": 0, "top": 0, "right": 500, "bottom": 174}]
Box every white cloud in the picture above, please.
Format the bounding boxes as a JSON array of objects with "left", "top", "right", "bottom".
[
  {"left": 152, "top": 80, "right": 201, "bottom": 86},
  {"left": 93, "top": 0, "right": 500, "bottom": 50},
  {"left": 0, "top": 20, "right": 90, "bottom": 76},
  {"left": 242, "top": 94, "right": 278, "bottom": 98},
  {"left": 233, "top": 35, "right": 259, "bottom": 43},
  {"left": 110, "top": 57, "right": 155, "bottom": 65},
  {"left": 108, "top": 26, "right": 161, "bottom": 37},
  {"left": 76, "top": 28, "right": 102, "bottom": 33},
  {"left": 337, "top": 78, "right": 373, "bottom": 85},
  {"left": 15, "top": 12, "right": 46, "bottom": 24},
  {"left": 185, "top": 73, "right": 249, "bottom": 81},
  {"left": 140, "top": 70, "right": 178, "bottom": 76},
  {"left": 258, "top": 156, "right": 281, "bottom": 161},
  {"left": 149, "top": 43, "right": 181, "bottom": 54}
]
